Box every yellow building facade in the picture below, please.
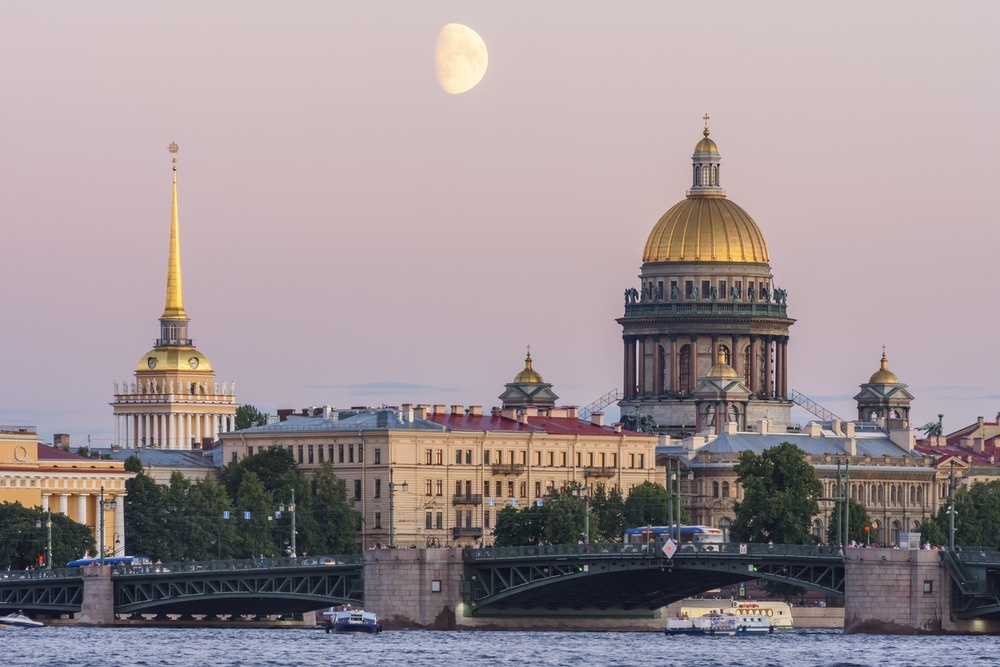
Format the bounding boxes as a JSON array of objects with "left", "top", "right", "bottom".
[
  {"left": 222, "top": 403, "right": 658, "bottom": 549},
  {"left": 0, "top": 427, "right": 133, "bottom": 559}
]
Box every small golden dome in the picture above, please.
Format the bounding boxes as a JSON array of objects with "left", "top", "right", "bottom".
[
  {"left": 513, "top": 349, "right": 543, "bottom": 384},
  {"left": 643, "top": 196, "right": 769, "bottom": 263},
  {"left": 868, "top": 348, "right": 899, "bottom": 384},
  {"left": 706, "top": 361, "right": 738, "bottom": 379},
  {"left": 136, "top": 348, "right": 213, "bottom": 373},
  {"left": 694, "top": 128, "right": 718, "bottom": 154}
]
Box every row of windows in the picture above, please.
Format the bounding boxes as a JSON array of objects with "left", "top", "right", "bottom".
[
  {"left": 248, "top": 444, "right": 383, "bottom": 467},
  {"left": 353, "top": 478, "right": 630, "bottom": 501},
  {"left": 245, "top": 444, "right": 645, "bottom": 470}
]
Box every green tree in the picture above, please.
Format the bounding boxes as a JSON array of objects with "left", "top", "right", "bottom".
[
  {"left": 623, "top": 481, "right": 675, "bottom": 527},
  {"left": 184, "top": 474, "right": 234, "bottom": 560},
  {"left": 492, "top": 504, "right": 546, "bottom": 546},
  {"left": 543, "top": 485, "right": 588, "bottom": 544},
  {"left": 235, "top": 404, "right": 267, "bottom": 430},
  {"left": 731, "top": 442, "right": 821, "bottom": 545},
  {"left": 124, "top": 468, "right": 169, "bottom": 559},
  {"left": 926, "top": 480, "right": 1000, "bottom": 549},
  {"left": 919, "top": 518, "right": 947, "bottom": 548},
  {"left": 826, "top": 499, "right": 871, "bottom": 546},
  {"left": 0, "top": 502, "right": 94, "bottom": 569},
  {"left": 592, "top": 484, "right": 626, "bottom": 542},
  {"left": 219, "top": 446, "right": 296, "bottom": 500},
  {"left": 304, "top": 462, "right": 361, "bottom": 555},
  {"left": 233, "top": 471, "right": 278, "bottom": 557}
]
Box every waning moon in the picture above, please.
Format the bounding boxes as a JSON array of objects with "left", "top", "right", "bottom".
[{"left": 435, "top": 23, "right": 488, "bottom": 94}]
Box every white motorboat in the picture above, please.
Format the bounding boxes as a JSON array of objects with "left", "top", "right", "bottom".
[{"left": 0, "top": 613, "right": 44, "bottom": 628}]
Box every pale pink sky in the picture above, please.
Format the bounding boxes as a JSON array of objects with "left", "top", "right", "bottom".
[{"left": 3, "top": 2, "right": 998, "bottom": 447}]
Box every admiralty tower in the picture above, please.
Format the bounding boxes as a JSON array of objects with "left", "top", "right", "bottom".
[
  {"left": 110, "top": 145, "right": 237, "bottom": 449},
  {"left": 618, "top": 119, "right": 794, "bottom": 437}
]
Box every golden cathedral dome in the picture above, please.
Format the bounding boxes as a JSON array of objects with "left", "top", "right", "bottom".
[
  {"left": 513, "top": 349, "right": 543, "bottom": 384},
  {"left": 643, "top": 197, "right": 769, "bottom": 263},
  {"left": 136, "top": 348, "right": 213, "bottom": 373},
  {"left": 642, "top": 121, "right": 769, "bottom": 264},
  {"left": 868, "top": 348, "right": 899, "bottom": 384}
]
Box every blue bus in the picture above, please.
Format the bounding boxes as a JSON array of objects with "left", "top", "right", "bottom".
[
  {"left": 67, "top": 556, "right": 151, "bottom": 568},
  {"left": 623, "top": 525, "right": 725, "bottom": 551}
]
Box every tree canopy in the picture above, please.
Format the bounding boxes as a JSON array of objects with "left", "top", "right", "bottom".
[
  {"left": 623, "top": 481, "right": 676, "bottom": 527},
  {"left": 234, "top": 404, "right": 267, "bottom": 430},
  {"left": 731, "top": 442, "right": 821, "bottom": 545},
  {"left": 124, "top": 451, "right": 361, "bottom": 561},
  {"left": 0, "top": 501, "right": 94, "bottom": 569}
]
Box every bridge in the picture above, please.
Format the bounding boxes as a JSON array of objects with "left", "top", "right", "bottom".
[
  {"left": 0, "top": 556, "right": 363, "bottom": 619},
  {"left": 5, "top": 545, "right": 1000, "bottom": 625},
  {"left": 463, "top": 542, "right": 845, "bottom": 614}
]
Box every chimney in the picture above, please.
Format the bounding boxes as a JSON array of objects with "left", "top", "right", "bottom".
[
  {"left": 413, "top": 405, "right": 426, "bottom": 420},
  {"left": 451, "top": 405, "right": 464, "bottom": 415},
  {"left": 974, "top": 437, "right": 984, "bottom": 454},
  {"left": 590, "top": 412, "right": 605, "bottom": 427},
  {"left": 522, "top": 407, "right": 538, "bottom": 417},
  {"left": 502, "top": 408, "right": 518, "bottom": 421},
  {"left": 566, "top": 407, "right": 578, "bottom": 419},
  {"left": 844, "top": 422, "right": 856, "bottom": 438},
  {"left": 323, "top": 406, "right": 332, "bottom": 419},
  {"left": 433, "top": 404, "right": 446, "bottom": 415},
  {"left": 844, "top": 438, "right": 857, "bottom": 456},
  {"left": 758, "top": 419, "right": 770, "bottom": 435},
  {"left": 518, "top": 410, "right": 529, "bottom": 425},
  {"left": 469, "top": 405, "right": 483, "bottom": 416},
  {"left": 613, "top": 423, "right": 623, "bottom": 433},
  {"left": 402, "top": 403, "right": 414, "bottom": 422},
  {"left": 725, "top": 421, "right": 739, "bottom": 434},
  {"left": 831, "top": 419, "right": 842, "bottom": 436},
  {"left": 53, "top": 434, "right": 70, "bottom": 449}
]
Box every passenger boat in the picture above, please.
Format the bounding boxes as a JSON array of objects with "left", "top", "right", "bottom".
[
  {"left": 676, "top": 598, "right": 793, "bottom": 630},
  {"left": 665, "top": 611, "right": 739, "bottom": 636},
  {"left": 322, "top": 608, "right": 382, "bottom": 634},
  {"left": 0, "top": 613, "right": 44, "bottom": 628}
]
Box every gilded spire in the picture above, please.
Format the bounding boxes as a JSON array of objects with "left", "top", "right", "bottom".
[{"left": 162, "top": 142, "right": 188, "bottom": 320}]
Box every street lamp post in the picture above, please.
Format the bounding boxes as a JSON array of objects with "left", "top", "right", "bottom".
[
  {"left": 98, "top": 487, "right": 117, "bottom": 566},
  {"left": 279, "top": 489, "right": 297, "bottom": 557},
  {"left": 35, "top": 509, "right": 52, "bottom": 569},
  {"left": 388, "top": 468, "right": 408, "bottom": 547},
  {"left": 947, "top": 460, "right": 957, "bottom": 552}
]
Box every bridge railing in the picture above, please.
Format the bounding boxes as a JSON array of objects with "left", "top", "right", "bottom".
[
  {"left": 464, "top": 542, "right": 844, "bottom": 560},
  {"left": 110, "top": 554, "right": 362, "bottom": 576},
  {"left": 0, "top": 567, "right": 81, "bottom": 581}
]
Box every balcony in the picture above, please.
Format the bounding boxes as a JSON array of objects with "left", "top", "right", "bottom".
[
  {"left": 491, "top": 463, "right": 526, "bottom": 476},
  {"left": 452, "top": 527, "right": 484, "bottom": 540},
  {"left": 452, "top": 494, "right": 483, "bottom": 506},
  {"left": 583, "top": 466, "right": 617, "bottom": 478}
]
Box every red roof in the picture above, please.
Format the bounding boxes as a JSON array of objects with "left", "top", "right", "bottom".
[
  {"left": 424, "top": 413, "right": 645, "bottom": 437},
  {"left": 37, "top": 443, "right": 90, "bottom": 461}
]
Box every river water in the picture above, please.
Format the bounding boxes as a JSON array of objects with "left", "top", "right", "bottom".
[{"left": 3, "top": 626, "right": 995, "bottom": 667}]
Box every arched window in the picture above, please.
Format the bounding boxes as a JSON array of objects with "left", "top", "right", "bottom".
[
  {"left": 812, "top": 519, "right": 823, "bottom": 540},
  {"left": 891, "top": 521, "right": 901, "bottom": 547},
  {"left": 890, "top": 486, "right": 897, "bottom": 504},
  {"left": 679, "top": 345, "right": 692, "bottom": 394},
  {"left": 719, "top": 344, "right": 730, "bottom": 365},
  {"left": 728, "top": 404, "right": 740, "bottom": 426},
  {"left": 712, "top": 481, "right": 720, "bottom": 498},
  {"left": 702, "top": 404, "right": 717, "bottom": 428},
  {"left": 890, "top": 409, "right": 900, "bottom": 419},
  {"left": 742, "top": 345, "right": 752, "bottom": 386},
  {"left": 722, "top": 481, "right": 730, "bottom": 498},
  {"left": 916, "top": 486, "right": 923, "bottom": 503}
]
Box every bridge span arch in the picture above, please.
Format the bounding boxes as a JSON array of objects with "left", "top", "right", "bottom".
[{"left": 464, "top": 543, "right": 845, "bottom": 614}]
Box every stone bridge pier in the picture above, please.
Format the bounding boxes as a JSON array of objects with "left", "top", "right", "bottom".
[{"left": 844, "top": 547, "right": 1000, "bottom": 634}]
